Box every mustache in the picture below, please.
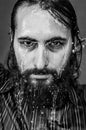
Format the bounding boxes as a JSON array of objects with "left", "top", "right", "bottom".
[{"left": 21, "top": 68, "right": 59, "bottom": 79}]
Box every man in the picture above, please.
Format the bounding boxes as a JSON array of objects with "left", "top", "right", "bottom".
[{"left": 0, "top": 0, "right": 86, "bottom": 129}]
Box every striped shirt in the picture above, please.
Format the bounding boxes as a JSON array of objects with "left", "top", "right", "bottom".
[
  {"left": 0, "top": 64, "right": 86, "bottom": 130},
  {"left": 0, "top": 84, "right": 86, "bottom": 130}
]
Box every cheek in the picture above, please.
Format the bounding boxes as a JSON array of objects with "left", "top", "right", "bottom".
[
  {"left": 17, "top": 52, "right": 35, "bottom": 72},
  {"left": 48, "top": 46, "right": 71, "bottom": 72},
  {"left": 49, "top": 52, "right": 65, "bottom": 69},
  {"left": 14, "top": 44, "right": 35, "bottom": 72},
  {"left": 21, "top": 53, "right": 35, "bottom": 71}
]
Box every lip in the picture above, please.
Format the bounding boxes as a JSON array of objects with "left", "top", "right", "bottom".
[{"left": 30, "top": 74, "right": 52, "bottom": 80}]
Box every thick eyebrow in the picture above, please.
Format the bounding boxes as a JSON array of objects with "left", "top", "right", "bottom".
[
  {"left": 18, "top": 36, "right": 38, "bottom": 42},
  {"left": 45, "top": 36, "right": 67, "bottom": 43},
  {"left": 18, "top": 36, "right": 67, "bottom": 43}
]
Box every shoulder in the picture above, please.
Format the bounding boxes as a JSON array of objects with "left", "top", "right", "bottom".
[
  {"left": 68, "top": 84, "right": 86, "bottom": 129},
  {"left": 0, "top": 63, "right": 6, "bottom": 86},
  {"left": 0, "top": 63, "right": 11, "bottom": 93},
  {"left": 77, "top": 84, "right": 86, "bottom": 104},
  {"left": 0, "top": 63, "right": 9, "bottom": 85}
]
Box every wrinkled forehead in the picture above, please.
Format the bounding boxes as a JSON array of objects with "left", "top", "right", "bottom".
[{"left": 15, "top": 4, "right": 71, "bottom": 39}]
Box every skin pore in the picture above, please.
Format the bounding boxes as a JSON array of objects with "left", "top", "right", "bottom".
[{"left": 13, "top": 4, "right": 72, "bottom": 83}]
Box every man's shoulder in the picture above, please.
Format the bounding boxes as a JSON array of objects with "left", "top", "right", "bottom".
[
  {"left": 0, "top": 63, "right": 6, "bottom": 87},
  {"left": 77, "top": 84, "right": 86, "bottom": 104},
  {"left": 0, "top": 63, "right": 11, "bottom": 94}
]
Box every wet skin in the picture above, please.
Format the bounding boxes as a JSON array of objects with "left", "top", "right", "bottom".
[{"left": 13, "top": 4, "right": 72, "bottom": 82}]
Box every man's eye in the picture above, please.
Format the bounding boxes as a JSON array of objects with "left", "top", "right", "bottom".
[
  {"left": 51, "top": 41, "right": 61, "bottom": 46},
  {"left": 20, "top": 41, "right": 37, "bottom": 50},
  {"left": 46, "top": 40, "right": 65, "bottom": 52}
]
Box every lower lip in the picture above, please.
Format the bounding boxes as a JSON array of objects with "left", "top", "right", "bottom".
[
  {"left": 30, "top": 74, "right": 52, "bottom": 79},
  {"left": 30, "top": 74, "right": 53, "bottom": 82},
  {"left": 30, "top": 75, "right": 53, "bottom": 85}
]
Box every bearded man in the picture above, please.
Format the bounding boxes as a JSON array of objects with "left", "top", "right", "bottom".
[{"left": 0, "top": 0, "right": 86, "bottom": 129}]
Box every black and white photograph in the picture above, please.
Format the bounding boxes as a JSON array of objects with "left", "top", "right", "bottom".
[{"left": 0, "top": 0, "right": 86, "bottom": 129}]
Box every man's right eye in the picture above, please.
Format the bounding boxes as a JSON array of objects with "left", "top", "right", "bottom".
[{"left": 19, "top": 41, "right": 37, "bottom": 50}]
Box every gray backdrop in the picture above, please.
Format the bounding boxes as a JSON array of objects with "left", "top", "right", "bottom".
[{"left": 0, "top": 0, "right": 86, "bottom": 84}]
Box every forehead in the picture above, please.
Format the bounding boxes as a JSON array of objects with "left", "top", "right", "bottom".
[{"left": 15, "top": 4, "right": 71, "bottom": 39}]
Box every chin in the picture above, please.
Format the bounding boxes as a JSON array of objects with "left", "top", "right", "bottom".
[{"left": 22, "top": 74, "right": 70, "bottom": 112}]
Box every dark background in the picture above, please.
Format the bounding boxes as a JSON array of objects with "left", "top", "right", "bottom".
[{"left": 0, "top": 0, "right": 86, "bottom": 84}]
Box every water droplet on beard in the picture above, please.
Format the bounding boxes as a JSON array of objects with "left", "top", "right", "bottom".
[
  {"left": 15, "top": 82, "right": 18, "bottom": 86},
  {"left": 31, "top": 79, "right": 38, "bottom": 86},
  {"left": 29, "top": 88, "right": 32, "bottom": 92},
  {"left": 51, "top": 92, "right": 54, "bottom": 96},
  {"left": 30, "top": 120, "right": 34, "bottom": 124},
  {"left": 43, "top": 105, "right": 45, "bottom": 109},
  {"left": 41, "top": 111, "right": 44, "bottom": 115},
  {"left": 24, "top": 79, "right": 27, "bottom": 83},
  {"left": 46, "top": 79, "right": 52, "bottom": 85}
]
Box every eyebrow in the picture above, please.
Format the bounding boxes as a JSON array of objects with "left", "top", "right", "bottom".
[
  {"left": 45, "top": 36, "right": 67, "bottom": 43},
  {"left": 18, "top": 36, "right": 67, "bottom": 43},
  {"left": 18, "top": 36, "right": 38, "bottom": 42}
]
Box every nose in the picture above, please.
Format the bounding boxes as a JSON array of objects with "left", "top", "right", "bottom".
[{"left": 34, "top": 44, "right": 49, "bottom": 69}]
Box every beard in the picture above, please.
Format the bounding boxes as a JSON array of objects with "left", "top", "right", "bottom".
[
  {"left": 9, "top": 66, "right": 74, "bottom": 130},
  {"left": 19, "top": 68, "right": 71, "bottom": 110},
  {"left": 5, "top": 44, "right": 77, "bottom": 129},
  {"left": 10, "top": 67, "right": 72, "bottom": 130}
]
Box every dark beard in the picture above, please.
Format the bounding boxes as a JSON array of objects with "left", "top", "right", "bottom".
[
  {"left": 4, "top": 44, "right": 78, "bottom": 129},
  {"left": 10, "top": 68, "right": 73, "bottom": 130},
  {"left": 25, "top": 80, "right": 70, "bottom": 111},
  {"left": 12, "top": 67, "right": 73, "bottom": 112}
]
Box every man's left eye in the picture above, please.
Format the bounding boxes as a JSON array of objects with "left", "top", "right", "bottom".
[
  {"left": 46, "top": 40, "right": 65, "bottom": 52},
  {"left": 51, "top": 41, "right": 61, "bottom": 46}
]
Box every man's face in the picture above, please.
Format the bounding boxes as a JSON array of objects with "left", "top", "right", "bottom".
[{"left": 13, "top": 4, "right": 72, "bottom": 84}]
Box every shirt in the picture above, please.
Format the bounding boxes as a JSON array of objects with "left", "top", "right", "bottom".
[{"left": 0, "top": 64, "right": 86, "bottom": 130}]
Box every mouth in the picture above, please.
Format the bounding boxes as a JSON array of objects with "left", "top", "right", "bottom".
[
  {"left": 30, "top": 74, "right": 53, "bottom": 85},
  {"left": 30, "top": 74, "right": 52, "bottom": 79}
]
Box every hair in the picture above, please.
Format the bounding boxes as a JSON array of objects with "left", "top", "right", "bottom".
[
  {"left": 11, "top": 0, "right": 78, "bottom": 37},
  {"left": 7, "top": 0, "right": 82, "bottom": 79}
]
